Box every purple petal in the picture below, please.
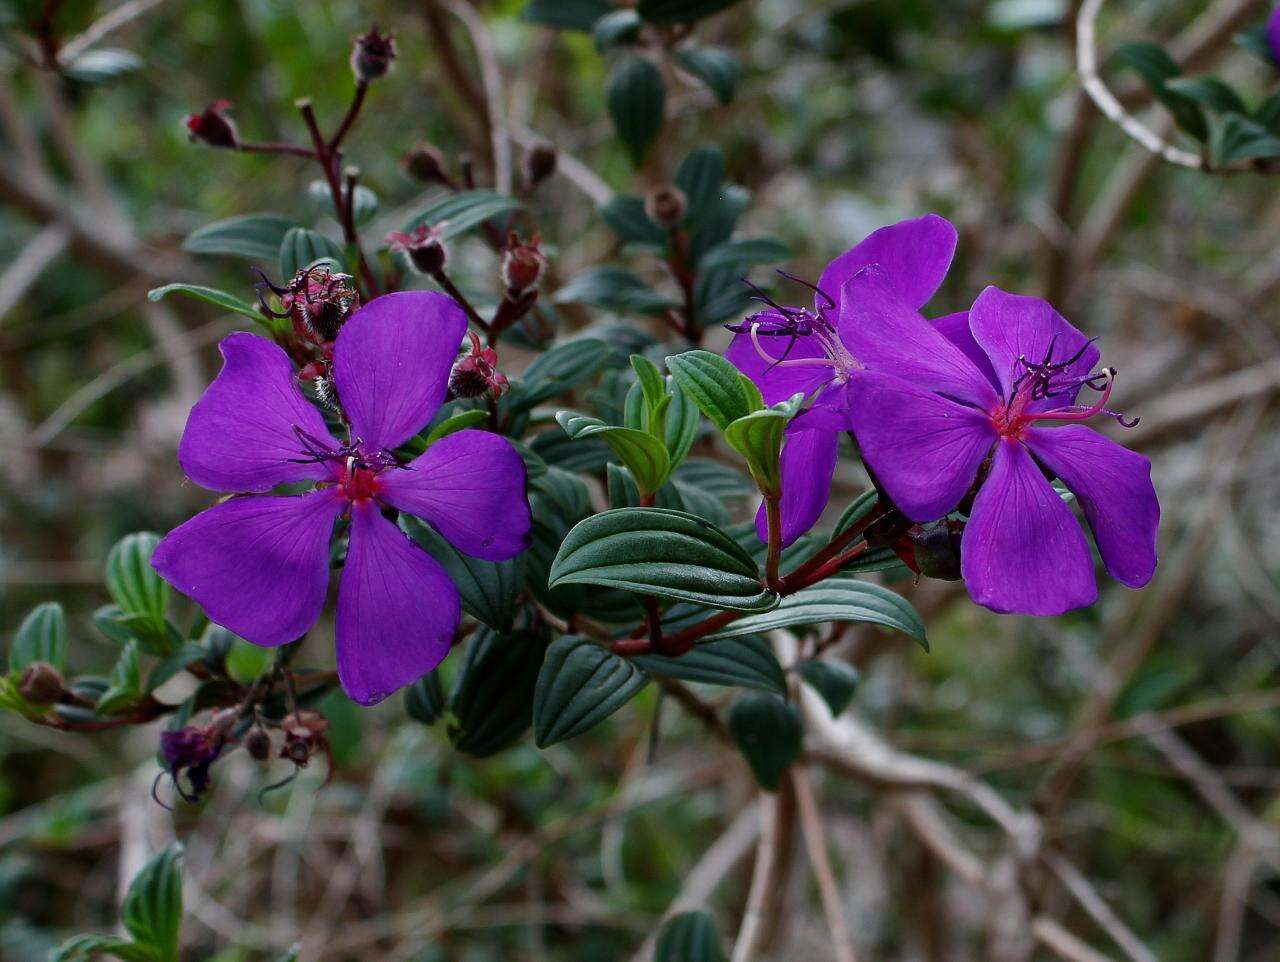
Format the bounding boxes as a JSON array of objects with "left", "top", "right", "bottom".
[
  {"left": 846, "top": 370, "right": 997, "bottom": 521},
  {"left": 336, "top": 500, "right": 461, "bottom": 705},
  {"left": 724, "top": 317, "right": 833, "bottom": 405},
  {"left": 817, "top": 213, "right": 958, "bottom": 310},
  {"left": 932, "top": 311, "right": 999, "bottom": 390},
  {"left": 151, "top": 490, "right": 342, "bottom": 646},
  {"left": 967, "top": 286, "right": 1100, "bottom": 410},
  {"left": 1269, "top": 8, "right": 1280, "bottom": 66},
  {"left": 753, "top": 418, "right": 839, "bottom": 548},
  {"left": 961, "top": 438, "right": 1097, "bottom": 615},
  {"left": 377, "top": 429, "right": 532, "bottom": 561},
  {"left": 178, "top": 333, "right": 340, "bottom": 493},
  {"left": 1023, "top": 425, "right": 1159, "bottom": 588},
  {"left": 332, "top": 291, "right": 467, "bottom": 452},
  {"left": 838, "top": 266, "right": 998, "bottom": 409}
]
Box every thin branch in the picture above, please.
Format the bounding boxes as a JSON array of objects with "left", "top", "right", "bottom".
[
  {"left": 1032, "top": 918, "right": 1120, "bottom": 962},
  {"left": 0, "top": 223, "right": 70, "bottom": 321},
  {"left": 58, "top": 0, "right": 170, "bottom": 64},
  {"left": 792, "top": 766, "right": 858, "bottom": 962},
  {"left": 731, "top": 793, "right": 785, "bottom": 962},
  {"left": 443, "top": 0, "right": 512, "bottom": 195}
]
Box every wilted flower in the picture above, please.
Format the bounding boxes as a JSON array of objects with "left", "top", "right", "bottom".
[
  {"left": 259, "top": 265, "right": 360, "bottom": 345},
  {"left": 387, "top": 223, "right": 449, "bottom": 275},
  {"left": 724, "top": 214, "right": 959, "bottom": 547},
  {"left": 845, "top": 281, "right": 1159, "bottom": 615},
  {"left": 449, "top": 331, "right": 509, "bottom": 400},
  {"left": 279, "top": 709, "right": 330, "bottom": 768},
  {"left": 351, "top": 25, "right": 396, "bottom": 83},
  {"left": 160, "top": 710, "right": 235, "bottom": 802},
  {"left": 151, "top": 292, "right": 532, "bottom": 704},
  {"left": 185, "top": 99, "right": 240, "bottom": 149}
]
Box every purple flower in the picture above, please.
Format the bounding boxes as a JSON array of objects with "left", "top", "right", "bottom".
[
  {"left": 1269, "top": 7, "right": 1280, "bottom": 66},
  {"left": 151, "top": 292, "right": 532, "bottom": 705},
  {"left": 724, "top": 214, "right": 959, "bottom": 546},
  {"left": 844, "top": 278, "right": 1159, "bottom": 615}
]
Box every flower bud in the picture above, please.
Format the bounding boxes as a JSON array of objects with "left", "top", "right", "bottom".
[
  {"left": 351, "top": 25, "right": 396, "bottom": 84},
  {"left": 279, "top": 709, "right": 330, "bottom": 769},
  {"left": 909, "top": 520, "right": 964, "bottom": 581},
  {"left": 501, "top": 233, "right": 547, "bottom": 294},
  {"left": 522, "top": 142, "right": 557, "bottom": 191},
  {"left": 278, "top": 266, "right": 360, "bottom": 344},
  {"left": 185, "top": 99, "right": 240, "bottom": 150},
  {"left": 387, "top": 224, "right": 448, "bottom": 275},
  {"left": 244, "top": 725, "right": 272, "bottom": 761},
  {"left": 403, "top": 143, "right": 453, "bottom": 186},
  {"left": 645, "top": 185, "right": 686, "bottom": 227},
  {"left": 18, "top": 661, "right": 64, "bottom": 705},
  {"left": 449, "top": 332, "right": 510, "bottom": 400}
]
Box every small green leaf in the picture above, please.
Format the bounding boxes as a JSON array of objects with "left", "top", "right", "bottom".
[
  {"left": 401, "top": 516, "right": 524, "bottom": 631},
  {"left": 729, "top": 692, "right": 802, "bottom": 790},
  {"left": 278, "top": 227, "right": 347, "bottom": 278},
  {"left": 147, "top": 643, "right": 206, "bottom": 693},
  {"left": 510, "top": 338, "right": 611, "bottom": 411},
  {"left": 699, "top": 237, "right": 791, "bottom": 273},
  {"left": 630, "top": 354, "right": 667, "bottom": 417},
  {"left": 655, "top": 910, "right": 727, "bottom": 962},
  {"left": 1113, "top": 42, "right": 1207, "bottom": 141},
  {"left": 403, "top": 190, "right": 524, "bottom": 239},
  {"left": 794, "top": 660, "right": 860, "bottom": 717},
  {"left": 607, "top": 55, "right": 666, "bottom": 166},
  {"left": 593, "top": 8, "right": 642, "bottom": 48},
  {"left": 549, "top": 508, "right": 777, "bottom": 611},
  {"left": 48, "top": 934, "right": 156, "bottom": 962},
  {"left": 674, "top": 147, "right": 726, "bottom": 224},
  {"left": 533, "top": 636, "right": 648, "bottom": 747},
  {"left": 120, "top": 844, "right": 183, "bottom": 962},
  {"left": 639, "top": 0, "right": 747, "bottom": 24},
  {"left": 664, "top": 379, "right": 699, "bottom": 468},
  {"left": 448, "top": 627, "right": 548, "bottom": 757},
  {"left": 634, "top": 634, "right": 785, "bottom": 694},
  {"left": 834, "top": 490, "right": 881, "bottom": 535},
  {"left": 556, "top": 411, "right": 672, "bottom": 495},
  {"left": 666, "top": 349, "right": 757, "bottom": 431},
  {"left": 1209, "top": 111, "right": 1280, "bottom": 166},
  {"left": 183, "top": 214, "right": 299, "bottom": 263},
  {"left": 106, "top": 533, "right": 171, "bottom": 646},
  {"left": 1164, "top": 76, "right": 1247, "bottom": 115},
  {"left": 9, "top": 601, "right": 67, "bottom": 672},
  {"left": 521, "top": 0, "right": 612, "bottom": 30},
  {"left": 97, "top": 641, "right": 142, "bottom": 716},
  {"left": 674, "top": 47, "right": 741, "bottom": 105},
  {"left": 404, "top": 671, "right": 447, "bottom": 725},
  {"left": 554, "top": 266, "right": 678, "bottom": 315},
  {"left": 723, "top": 403, "right": 796, "bottom": 495},
  {"left": 599, "top": 195, "right": 669, "bottom": 245},
  {"left": 423, "top": 409, "right": 488, "bottom": 445},
  {"left": 147, "top": 284, "right": 263, "bottom": 322}
]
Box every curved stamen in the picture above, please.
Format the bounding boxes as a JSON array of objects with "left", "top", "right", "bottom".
[
  {"left": 749, "top": 323, "right": 842, "bottom": 371},
  {"left": 1023, "top": 368, "right": 1119, "bottom": 424},
  {"left": 776, "top": 268, "right": 836, "bottom": 310}
]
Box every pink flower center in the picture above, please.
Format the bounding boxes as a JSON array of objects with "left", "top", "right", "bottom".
[
  {"left": 340, "top": 463, "right": 382, "bottom": 502},
  {"left": 990, "top": 352, "right": 1127, "bottom": 439}
]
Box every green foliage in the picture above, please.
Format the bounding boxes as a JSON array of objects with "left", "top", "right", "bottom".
[
  {"left": 182, "top": 214, "right": 299, "bottom": 262},
  {"left": 401, "top": 517, "right": 524, "bottom": 632},
  {"left": 655, "top": 910, "right": 727, "bottom": 962},
  {"left": 447, "top": 627, "right": 548, "bottom": 757},
  {"left": 277, "top": 226, "right": 346, "bottom": 277},
  {"left": 638, "top": 0, "right": 747, "bottom": 25},
  {"left": 146, "top": 284, "right": 265, "bottom": 323},
  {"left": 794, "top": 660, "right": 860, "bottom": 717},
  {"left": 674, "top": 48, "right": 741, "bottom": 105},
  {"left": 533, "top": 635, "right": 648, "bottom": 746},
  {"left": 728, "top": 693, "right": 802, "bottom": 791},
  {"left": 1114, "top": 42, "right": 1208, "bottom": 142},
  {"left": 666, "top": 350, "right": 759, "bottom": 431},
  {"left": 9, "top": 602, "right": 67, "bottom": 673},
  {"left": 104, "top": 533, "right": 174, "bottom": 654},
  {"left": 607, "top": 55, "right": 666, "bottom": 166},
  {"left": 402, "top": 190, "right": 524, "bottom": 240},
  {"left": 404, "top": 671, "right": 447, "bottom": 726},
  {"left": 634, "top": 635, "right": 786, "bottom": 694}
]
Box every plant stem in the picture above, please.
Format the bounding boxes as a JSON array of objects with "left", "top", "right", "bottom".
[
  {"left": 764, "top": 493, "right": 783, "bottom": 591},
  {"left": 428, "top": 266, "right": 490, "bottom": 332}
]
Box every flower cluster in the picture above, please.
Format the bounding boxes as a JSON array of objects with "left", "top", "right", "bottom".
[{"left": 726, "top": 215, "right": 1159, "bottom": 615}]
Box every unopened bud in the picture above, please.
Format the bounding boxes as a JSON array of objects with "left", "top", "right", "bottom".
[
  {"left": 351, "top": 25, "right": 396, "bottom": 83},
  {"left": 185, "top": 99, "right": 240, "bottom": 150},
  {"left": 403, "top": 144, "right": 453, "bottom": 186},
  {"left": 522, "top": 142, "right": 557, "bottom": 191},
  {"left": 387, "top": 224, "right": 448, "bottom": 275},
  {"left": 501, "top": 233, "right": 547, "bottom": 294},
  {"left": 910, "top": 520, "right": 964, "bottom": 581},
  {"left": 449, "top": 331, "right": 510, "bottom": 400},
  {"left": 645, "top": 186, "right": 686, "bottom": 227},
  {"left": 244, "top": 726, "right": 272, "bottom": 761},
  {"left": 18, "top": 661, "right": 64, "bottom": 705}
]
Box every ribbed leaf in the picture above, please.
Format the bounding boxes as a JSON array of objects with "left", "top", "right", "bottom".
[
  {"left": 106, "top": 533, "right": 171, "bottom": 648},
  {"left": 401, "top": 516, "right": 524, "bottom": 631},
  {"left": 554, "top": 266, "right": 677, "bottom": 315},
  {"left": 1114, "top": 42, "right": 1207, "bottom": 141},
  {"left": 147, "top": 284, "right": 263, "bottom": 322},
  {"left": 666, "top": 350, "right": 757, "bottom": 431},
  {"left": 403, "top": 190, "right": 524, "bottom": 239},
  {"left": 634, "top": 635, "right": 785, "bottom": 694},
  {"left": 674, "top": 147, "right": 726, "bottom": 223},
  {"left": 729, "top": 693, "right": 802, "bottom": 791},
  {"left": 404, "top": 670, "right": 447, "bottom": 726},
  {"left": 549, "top": 508, "right": 777, "bottom": 611},
  {"left": 674, "top": 47, "right": 741, "bottom": 105},
  {"left": 9, "top": 602, "right": 67, "bottom": 672},
  {"left": 120, "top": 845, "right": 183, "bottom": 962},
  {"left": 723, "top": 405, "right": 795, "bottom": 494},
  {"left": 557, "top": 412, "right": 672, "bottom": 495},
  {"left": 182, "top": 214, "right": 298, "bottom": 262},
  {"left": 512, "top": 338, "right": 610, "bottom": 410},
  {"left": 655, "top": 910, "right": 727, "bottom": 962},
  {"left": 278, "top": 227, "right": 346, "bottom": 277},
  {"left": 448, "top": 628, "right": 548, "bottom": 757},
  {"left": 699, "top": 237, "right": 791, "bottom": 272},
  {"left": 48, "top": 934, "right": 156, "bottom": 962},
  {"left": 533, "top": 636, "right": 648, "bottom": 747},
  {"left": 599, "top": 195, "right": 668, "bottom": 245},
  {"left": 97, "top": 641, "right": 142, "bottom": 716}
]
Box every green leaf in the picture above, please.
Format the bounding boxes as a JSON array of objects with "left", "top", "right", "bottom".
[
  {"left": 639, "top": 0, "right": 746, "bottom": 24},
  {"left": 404, "top": 671, "right": 447, "bottom": 726},
  {"left": 308, "top": 180, "right": 378, "bottom": 225},
  {"left": 146, "top": 284, "right": 264, "bottom": 322},
  {"left": 834, "top": 490, "right": 881, "bottom": 535},
  {"left": 666, "top": 349, "right": 757, "bottom": 431},
  {"left": 634, "top": 635, "right": 785, "bottom": 694},
  {"left": 664, "top": 378, "right": 699, "bottom": 468},
  {"left": 1233, "top": 27, "right": 1276, "bottom": 67},
  {"left": 607, "top": 55, "right": 666, "bottom": 166},
  {"left": 655, "top": 910, "right": 727, "bottom": 962},
  {"left": 556, "top": 412, "right": 672, "bottom": 495},
  {"left": 674, "top": 147, "right": 726, "bottom": 224},
  {"left": 424, "top": 409, "right": 488, "bottom": 445},
  {"left": 403, "top": 190, "right": 524, "bottom": 240},
  {"left": 97, "top": 641, "right": 142, "bottom": 716},
  {"left": 553, "top": 266, "right": 677, "bottom": 315},
  {"left": 1113, "top": 42, "right": 1207, "bottom": 141},
  {"left": 1164, "top": 76, "right": 1247, "bottom": 115},
  {"left": 1209, "top": 111, "right": 1280, "bottom": 166},
  {"left": 689, "top": 185, "right": 748, "bottom": 264},
  {"left": 511, "top": 337, "right": 611, "bottom": 410},
  {"left": 1256, "top": 93, "right": 1280, "bottom": 135},
  {"left": 723, "top": 403, "right": 796, "bottom": 495},
  {"left": 9, "top": 601, "right": 67, "bottom": 672},
  {"left": 448, "top": 627, "right": 548, "bottom": 756},
  {"left": 48, "top": 934, "right": 157, "bottom": 962},
  {"left": 522, "top": 0, "right": 612, "bottom": 30},
  {"left": 675, "top": 458, "right": 753, "bottom": 497},
  {"left": 593, "top": 8, "right": 642, "bottom": 48},
  {"left": 702, "top": 575, "right": 928, "bottom": 650},
  {"left": 182, "top": 214, "right": 299, "bottom": 263},
  {"left": 599, "top": 195, "right": 669, "bottom": 245},
  {"left": 794, "top": 660, "right": 860, "bottom": 717},
  {"left": 278, "top": 227, "right": 346, "bottom": 278},
  {"left": 699, "top": 237, "right": 791, "bottom": 273},
  {"left": 631, "top": 354, "right": 667, "bottom": 416},
  {"left": 146, "top": 643, "right": 205, "bottom": 693},
  {"left": 550, "top": 508, "right": 777, "bottom": 611},
  {"left": 728, "top": 693, "right": 801, "bottom": 790},
  {"left": 533, "top": 636, "right": 648, "bottom": 747},
  {"left": 120, "top": 844, "right": 183, "bottom": 962},
  {"left": 401, "top": 516, "right": 524, "bottom": 631},
  {"left": 674, "top": 47, "right": 741, "bottom": 105},
  {"left": 105, "top": 533, "right": 171, "bottom": 647}
]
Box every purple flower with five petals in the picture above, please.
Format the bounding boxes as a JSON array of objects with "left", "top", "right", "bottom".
[
  {"left": 844, "top": 278, "right": 1159, "bottom": 615},
  {"left": 151, "top": 292, "right": 532, "bottom": 705},
  {"left": 724, "top": 214, "right": 959, "bottom": 546}
]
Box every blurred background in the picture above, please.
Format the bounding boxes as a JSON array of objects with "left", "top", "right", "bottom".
[{"left": 2, "top": 0, "right": 1280, "bottom": 960}]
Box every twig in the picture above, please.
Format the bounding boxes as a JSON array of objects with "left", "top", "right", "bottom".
[
  {"left": 58, "top": 0, "right": 171, "bottom": 64},
  {"left": 792, "top": 766, "right": 858, "bottom": 962},
  {"left": 0, "top": 223, "right": 70, "bottom": 321},
  {"left": 1032, "top": 917, "right": 1120, "bottom": 962},
  {"left": 443, "top": 0, "right": 512, "bottom": 195},
  {"left": 731, "top": 792, "right": 785, "bottom": 962}
]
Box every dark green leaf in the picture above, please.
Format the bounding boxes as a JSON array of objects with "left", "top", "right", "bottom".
[
  {"left": 1164, "top": 76, "right": 1247, "bottom": 115},
  {"left": 1256, "top": 93, "right": 1280, "bottom": 134},
  {"left": 728, "top": 693, "right": 801, "bottom": 790},
  {"left": 424, "top": 409, "right": 488, "bottom": 444},
  {"left": 404, "top": 671, "right": 447, "bottom": 725},
  {"left": 834, "top": 490, "right": 881, "bottom": 535},
  {"left": 448, "top": 627, "right": 548, "bottom": 756},
  {"left": 9, "top": 601, "right": 67, "bottom": 672},
  {"left": 635, "top": 635, "right": 785, "bottom": 694},
  {"left": 522, "top": 0, "right": 612, "bottom": 30},
  {"left": 639, "top": 0, "right": 746, "bottom": 24},
  {"left": 723, "top": 400, "right": 800, "bottom": 494},
  {"left": 557, "top": 412, "right": 672, "bottom": 494},
  {"left": 655, "top": 910, "right": 727, "bottom": 962},
  {"left": 674, "top": 47, "right": 741, "bottom": 104},
  {"left": 147, "top": 644, "right": 206, "bottom": 693},
  {"left": 666, "top": 349, "right": 757, "bottom": 430},
  {"left": 674, "top": 146, "right": 726, "bottom": 224},
  {"left": 599, "top": 195, "right": 669, "bottom": 245},
  {"left": 97, "top": 641, "right": 142, "bottom": 716},
  {"left": 1210, "top": 111, "right": 1280, "bottom": 165},
  {"left": 1113, "top": 42, "right": 1207, "bottom": 141},
  {"left": 120, "top": 844, "right": 183, "bottom": 962},
  {"left": 147, "top": 283, "right": 264, "bottom": 322},
  {"left": 674, "top": 458, "right": 753, "bottom": 496},
  {"left": 401, "top": 516, "right": 524, "bottom": 631},
  {"left": 688, "top": 185, "right": 749, "bottom": 264},
  {"left": 403, "top": 190, "right": 524, "bottom": 240},
  {"left": 607, "top": 56, "right": 666, "bottom": 166},
  {"left": 1233, "top": 27, "right": 1276, "bottom": 67},
  {"left": 703, "top": 575, "right": 927, "bottom": 649},
  {"left": 550, "top": 508, "right": 777, "bottom": 611},
  {"left": 182, "top": 214, "right": 299, "bottom": 263},
  {"left": 278, "top": 227, "right": 346, "bottom": 278},
  {"left": 511, "top": 337, "right": 611, "bottom": 410},
  {"left": 794, "top": 660, "right": 860, "bottom": 716},
  {"left": 48, "top": 934, "right": 156, "bottom": 962},
  {"left": 553, "top": 266, "right": 677, "bottom": 315},
  {"left": 594, "top": 9, "right": 642, "bottom": 48},
  {"left": 533, "top": 636, "right": 648, "bottom": 747},
  {"left": 105, "top": 533, "right": 171, "bottom": 647},
  {"left": 699, "top": 237, "right": 791, "bottom": 273}
]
